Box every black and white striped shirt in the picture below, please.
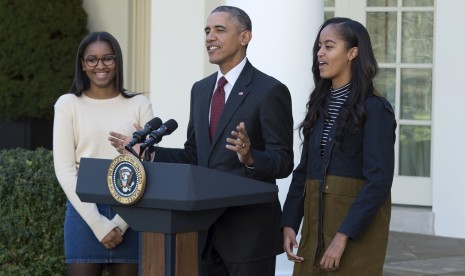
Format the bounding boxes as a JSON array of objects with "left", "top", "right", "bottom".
[{"left": 320, "top": 83, "right": 350, "bottom": 156}]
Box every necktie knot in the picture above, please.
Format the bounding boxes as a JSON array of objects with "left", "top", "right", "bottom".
[{"left": 217, "top": 76, "right": 227, "bottom": 89}]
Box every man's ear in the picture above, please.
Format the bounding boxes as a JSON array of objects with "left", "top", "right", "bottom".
[
  {"left": 348, "top": 47, "right": 358, "bottom": 61},
  {"left": 240, "top": 30, "right": 252, "bottom": 46}
]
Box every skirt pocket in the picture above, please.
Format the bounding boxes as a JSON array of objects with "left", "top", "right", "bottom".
[{"left": 321, "top": 175, "right": 365, "bottom": 237}]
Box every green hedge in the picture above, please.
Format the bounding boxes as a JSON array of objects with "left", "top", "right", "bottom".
[
  {"left": 0, "top": 0, "right": 88, "bottom": 120},
  {"left": 0, "top": 148, "right": 66, "bottom": 275}
]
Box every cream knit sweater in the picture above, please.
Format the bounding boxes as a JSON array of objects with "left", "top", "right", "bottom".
[{"left": 53, "top": 93, "right": 153, "bottom": 241}]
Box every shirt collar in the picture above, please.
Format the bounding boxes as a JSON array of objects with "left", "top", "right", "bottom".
[{"left": 216, "top": 57, "right": 247, "bottom": 88}]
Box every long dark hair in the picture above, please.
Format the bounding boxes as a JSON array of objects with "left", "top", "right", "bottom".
[
  {"left": 300, "top": 17, "right": 378, "bottom": 141},
  {"left": 69, "top": 31, "right": 134, "bottom": 98}
]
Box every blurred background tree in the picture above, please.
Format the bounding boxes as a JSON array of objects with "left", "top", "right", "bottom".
[{"left": 0, "top": 0, "right": 88, "bottom": 149}]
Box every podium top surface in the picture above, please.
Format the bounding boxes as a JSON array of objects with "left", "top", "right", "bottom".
[{"left": 77, "top": 158, "right": 279, "bottom": 211}]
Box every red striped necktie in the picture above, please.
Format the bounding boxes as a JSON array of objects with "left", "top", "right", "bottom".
[{"left": 209, "top": 76, "right": 228, "bottom": 141}]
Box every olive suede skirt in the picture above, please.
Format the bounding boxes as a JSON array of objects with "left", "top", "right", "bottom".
[{"left": 293, "top": 176, "right": 391, "bottom": 276}]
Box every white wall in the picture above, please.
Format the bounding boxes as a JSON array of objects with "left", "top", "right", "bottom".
[
  {"left": 432, "top": 0, "right": 465, "bottom": 238},
  {"left": 149, "top": 0, "right": 210, "bottom": 147}
]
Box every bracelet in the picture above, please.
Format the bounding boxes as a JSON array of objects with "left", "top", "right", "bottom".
[{"left": 244, "top": 163, "right": 254, "bottom": 170}]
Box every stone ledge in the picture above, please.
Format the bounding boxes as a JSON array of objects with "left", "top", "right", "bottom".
[{"left": 390, "top": 205, "right": 434, "bottom": 235}]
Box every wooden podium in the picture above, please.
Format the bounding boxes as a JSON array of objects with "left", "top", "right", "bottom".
[{"left": 76, "top": 158, "right": 279, "bottom": 276}]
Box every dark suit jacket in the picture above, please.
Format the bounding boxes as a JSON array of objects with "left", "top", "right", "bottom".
[{"left": 154, "top": 60, "right": 294, "bottom": 262}]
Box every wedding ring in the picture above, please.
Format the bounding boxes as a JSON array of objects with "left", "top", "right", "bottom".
[{"left": 241, "top": 143, "right": 245, "bottom": 148}]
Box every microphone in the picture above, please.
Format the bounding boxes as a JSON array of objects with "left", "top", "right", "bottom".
[
  {"left": 125, "top": 117, "right": 163, "bottom": 151},
  {"left": 140, "top": 119, "right": 178, "bottom": 152}
]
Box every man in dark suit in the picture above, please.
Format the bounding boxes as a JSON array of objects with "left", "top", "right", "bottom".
[{"left": 110, "top": 5, "right": 293, "bottom": 275}]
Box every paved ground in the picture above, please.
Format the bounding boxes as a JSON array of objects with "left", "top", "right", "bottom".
[{"left": 384, "top": 231, "right": 465, "bottom": 275}]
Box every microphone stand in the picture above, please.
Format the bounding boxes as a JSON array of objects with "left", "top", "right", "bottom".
[{"left": 124, "top": 144, "right": 141, "bottom": 161}]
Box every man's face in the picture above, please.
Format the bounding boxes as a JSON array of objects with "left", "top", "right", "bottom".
[{"left": 204, "top": 12, "right": 250, "bottom": 74}]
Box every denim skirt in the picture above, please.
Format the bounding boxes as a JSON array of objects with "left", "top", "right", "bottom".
[{"left": 64, "top": 201, "right": 139, "bottom": 264}]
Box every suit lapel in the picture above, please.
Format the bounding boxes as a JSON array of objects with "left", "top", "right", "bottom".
[
  {"left": 198, "top": 74, "right": 217, "bottom": 146},
  {"left": 210, "top": 61, "right": 254, "bottom": 146}
]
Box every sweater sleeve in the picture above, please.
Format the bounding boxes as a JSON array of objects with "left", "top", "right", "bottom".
[
  {"left": 53, "top": 99, "right": 118, "bottom": 242},
  {"left": 109, "top": 94, "right": 154, "bottom": 234}
]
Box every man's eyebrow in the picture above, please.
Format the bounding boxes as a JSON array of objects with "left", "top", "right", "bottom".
[{"left": 205, "top": 24, "right": 227, "bottom": 31}]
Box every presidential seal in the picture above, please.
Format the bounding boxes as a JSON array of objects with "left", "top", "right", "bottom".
[{"left": 107, "top": 154, "right": 146, "bottom": 205}]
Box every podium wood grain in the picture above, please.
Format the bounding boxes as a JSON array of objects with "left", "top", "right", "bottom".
[{"left": 141, "top": 232, "right": 198, "bottom": 276}]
